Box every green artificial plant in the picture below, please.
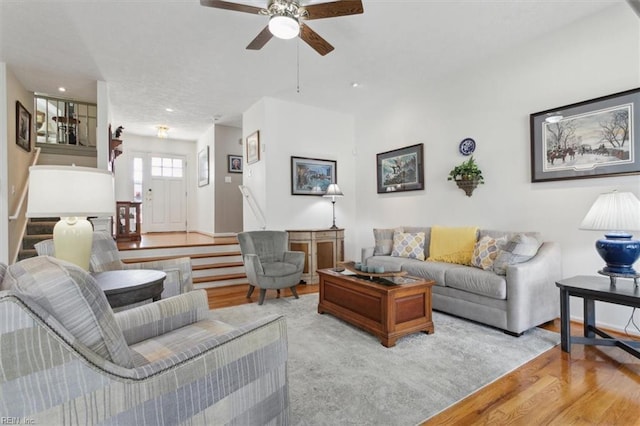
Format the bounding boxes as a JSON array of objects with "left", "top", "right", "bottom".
[{"left": 447, "top": 156, "right": 485, "bottom": 183}]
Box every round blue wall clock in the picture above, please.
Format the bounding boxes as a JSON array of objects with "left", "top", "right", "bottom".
[{"left": 459, "top": 138, "right": 476, "bottom": 155}]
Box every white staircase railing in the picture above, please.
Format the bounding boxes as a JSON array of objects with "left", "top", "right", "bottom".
[{"left": 238, "top": 185, "right": 266, "bottom": 230}]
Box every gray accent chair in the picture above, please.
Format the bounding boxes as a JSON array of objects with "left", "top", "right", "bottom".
[
  {"left": 0, "top": 256, "right": 290, "bottom": 424},
  {"left": 35, "top": 231, "right": 193, "bottom": 300},
  {"left": 237, "top": 230, "right": 305, "bottom": 305}
]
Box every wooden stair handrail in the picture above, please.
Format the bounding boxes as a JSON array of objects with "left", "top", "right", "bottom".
[
  {"left": 238, "top": 185, "right": 267, "bottom": 230},
  {"left": 9, "top": 147, "right": 41, "bottom": 221}
]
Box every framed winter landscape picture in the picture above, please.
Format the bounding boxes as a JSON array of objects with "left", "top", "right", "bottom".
[
  {"left": 291, "top": 156, "right": 336, "bottom": 195},
  {"left": 376, "top": 143, "right": 424, "bottom": 193},
  {"left": 530, "top": 88, "right": 640, "bottom": 182}
]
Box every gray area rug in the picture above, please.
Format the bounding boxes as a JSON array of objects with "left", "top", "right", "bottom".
[{"left": 211, "top": 294, "right": 559, "bottom": 425}]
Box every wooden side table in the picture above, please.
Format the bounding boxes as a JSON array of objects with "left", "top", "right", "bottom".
[
  {"left": 93, "top": 269, "right": 166, "bottom": 308},
  {"left": 556, "top": 275, "right": 640, "bottom": 359}
]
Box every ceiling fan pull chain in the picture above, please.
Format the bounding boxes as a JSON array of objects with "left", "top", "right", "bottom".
[{"left": 296, "top": 38, "right": 300, "bottom": 94}]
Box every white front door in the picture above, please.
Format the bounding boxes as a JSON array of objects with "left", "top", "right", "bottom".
[{"left": 144, "top": 155, "right": 187, "bottom": 233}]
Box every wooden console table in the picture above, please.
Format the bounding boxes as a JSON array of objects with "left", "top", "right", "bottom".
[
  {"left": 556, "top": 275, "right": 640, "bottom": 359},
  {"left": 287, "top": 228, "right": 344, "bottom": 284}
]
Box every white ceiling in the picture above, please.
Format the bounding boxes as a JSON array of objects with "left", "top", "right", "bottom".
[{"left": 0, "top": 0, "right": 624, "bottom": 141}]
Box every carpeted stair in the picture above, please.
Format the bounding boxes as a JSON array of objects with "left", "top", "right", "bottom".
[{"left": 18, "top": 218, "right": 58, "bottom": 261}]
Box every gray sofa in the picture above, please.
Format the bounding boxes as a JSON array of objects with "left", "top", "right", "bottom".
[
  {"left": 0, "top": 256, "right": 289, "bottom": 424},
  {"left": 362, "top": 227, "right": 562, "bottom": 335}
]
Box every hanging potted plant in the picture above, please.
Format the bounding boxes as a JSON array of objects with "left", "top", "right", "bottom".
[{"left": 447, "top": 156, "right": 484, "bottom": 197}]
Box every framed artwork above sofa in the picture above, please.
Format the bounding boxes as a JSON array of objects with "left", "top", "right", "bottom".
[
  {"left": 376, "top": 143, "right": 424, "bottom": 193},
  {"left": 530, "top": 87, "right": 640, "bottom": 182}
]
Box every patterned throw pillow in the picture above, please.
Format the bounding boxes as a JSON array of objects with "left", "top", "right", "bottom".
[
  {"left": 493, "top": 233, "right": 542, "bottom": 275},
  {"left": 471, "top": 235, "right": 501, "bottom": 270},
  {"left": 4, "top": 256, "right": 134, "bottom": 368},
  {"left": 391, "top": 231, "right": 426, "bottom": 260}
]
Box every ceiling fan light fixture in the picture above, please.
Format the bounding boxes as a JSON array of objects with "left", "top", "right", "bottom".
[
  {"left": 269, "top": 15, "right": 299, "bottom": 39},
  {"left": 157, "top": 125, "right": 169, "bottom": 138}
]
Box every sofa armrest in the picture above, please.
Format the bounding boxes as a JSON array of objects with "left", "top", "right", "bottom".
[
  {"left": 124, "top": 256, "right": 193, "bottom": 298},
  {"left": 115, "top": 289, "right": 209, "bottom": 345},
  {"left": 505, "top": 242, "right": 562, "bottom": 333},
  {"left": 361, "top": 247, "right": 375, "bottom": 264},
  {"left": 284, "top": 250, "right": 305, "bottom": 270}
]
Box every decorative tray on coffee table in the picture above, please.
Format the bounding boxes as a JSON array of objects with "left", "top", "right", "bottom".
[{"left": 339, "top": 261, "right": 407, "bottom": 278}]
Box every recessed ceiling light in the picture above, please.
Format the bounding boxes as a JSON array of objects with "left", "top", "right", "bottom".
[
  {"left": 351, "top": 82, "right": 360, "bottom": 88},
  {"left": 165, "top": 108, "right": 174, "bottom": 112},
  {"left": 58, "top": 87, "right": 66, "bottom": 92}
]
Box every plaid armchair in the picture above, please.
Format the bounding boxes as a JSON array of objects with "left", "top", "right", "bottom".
[
  {"left": 35, "top": 231, "right": 193, "bottom": 300},
  {"left": 0, "top": 256, "right": 290, "bottom": 425}
]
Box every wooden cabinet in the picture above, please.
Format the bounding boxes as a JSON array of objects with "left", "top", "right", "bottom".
[
  {"left": 286, "top": 229, "right": 344, "bottom": 284},
  {"left": 116, "top": 201, "right": 141, "bottom": 241}
]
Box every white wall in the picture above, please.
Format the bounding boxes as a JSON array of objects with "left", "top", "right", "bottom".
[
  {"left": 195, "top": 126, "right": 215, "bottom": 234},
  {"left": 0, "top": 62, "right": 8, "bottom": 263},
  {"left": 353, "top": 4, "right": 640, "bottom": 333},
  {"left": 243, "top": 97, "right": 357, "bottom": 255}
]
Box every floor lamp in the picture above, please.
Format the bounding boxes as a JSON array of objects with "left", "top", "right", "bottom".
[
  {"left": 323, "top": 184, "right": 344, "bottom": 271},
  {"left": 27, "top": 165, "right": 116, "bottom": 270}
]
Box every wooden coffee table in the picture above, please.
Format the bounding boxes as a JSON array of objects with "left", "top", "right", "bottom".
[{"left": 317, "top": 269, "right": 435, "bottom": 347}]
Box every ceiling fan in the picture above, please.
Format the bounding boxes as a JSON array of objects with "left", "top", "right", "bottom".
[{"left": 200, "top": 0, "right": 364, "bottom": 56}]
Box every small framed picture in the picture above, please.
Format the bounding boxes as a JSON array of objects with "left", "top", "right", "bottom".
[
  {"left": 198, "top": 146, "right": 209, "bottom": 187},
  {"left": 16, "top": 101, "right": 31, "bottom": 152},
  {"left": 228, "top": 155, "right": 242, "bottom": 173},
  {"left": 291, "top": 156, "right": 337, "bottom": 195},
  {"left": 246, "top": 130, "right": 260, "bottom": 164}
]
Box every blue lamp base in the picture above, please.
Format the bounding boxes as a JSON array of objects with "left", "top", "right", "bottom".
[{"left": 595, "top": 232, "right": 640, "bottom": 276}]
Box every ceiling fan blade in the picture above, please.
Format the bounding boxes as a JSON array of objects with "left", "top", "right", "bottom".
[
  {"left": 299, "top": 24, "right": 334, "bottom": 56},
  {"left": 303, "top": 0, "right": 364, "bottom": 20},
  {"left": 200, "top": 0, "right": 263, "bottom": 15},
  {"left": 246, "top": 26, "right": 273, "bottom": 50}
]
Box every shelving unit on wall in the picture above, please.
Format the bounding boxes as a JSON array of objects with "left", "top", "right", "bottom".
[{"left": 108, "top": 124, "right": 123, "bottom": 172}]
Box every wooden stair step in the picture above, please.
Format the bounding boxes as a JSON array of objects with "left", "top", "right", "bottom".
[
  {"left": 194, "top": 272, "right": 247, "bottom": 283},
  {"left": 192, "top": 261, "right": 244, "bottom": 270},
  {"left": 122, "top": 254, "right": 193, "bottom": 264},
  {"left": 189, "top": 251, "right": 241, "bottom": 259}
]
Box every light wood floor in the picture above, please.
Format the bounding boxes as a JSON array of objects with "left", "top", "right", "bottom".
[
  {"left": 208, "top": 285, "right": 640, "bottom": 425},
  {"left": 117, "top": 232, "right": 237, "bottom": 251}
]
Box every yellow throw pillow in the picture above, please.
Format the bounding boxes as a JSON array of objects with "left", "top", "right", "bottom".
[{"left": 427, "top": 226, "right": 479, "bottom": 265}]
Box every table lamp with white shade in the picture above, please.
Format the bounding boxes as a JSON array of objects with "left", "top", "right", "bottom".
[
  {"left": 579, "top": 190, "right": 640, "bottom": 283},
  {"left": 27, "top": 165, "right": 116, "bottom": 270}
]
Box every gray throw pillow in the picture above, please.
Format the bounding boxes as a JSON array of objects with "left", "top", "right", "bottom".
[
  {"left": 373, "top": 228, "right": 400, "bottom": 255},
  {"left": 4, "top": 256, "right": 134, "bottom": 367},
  {"left": 493, "top": 233, "right": 542, "bottom": 275}
]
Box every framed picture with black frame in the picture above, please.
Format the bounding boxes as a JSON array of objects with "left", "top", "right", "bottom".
[
  {"left": 228, "top": 155, "right": 242, "bottom": 173},
  {"left": 16, "top": 101, "right": 31, "bottom": 152},
  {"left": 376, "top": 143, "right": 424, "bottom": 193},
  {"left": 530, "top": 88, "right": 640, "bottom": 182},
  {"left": 291, "top": 156, "right": 337, "bottom": 195}
]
